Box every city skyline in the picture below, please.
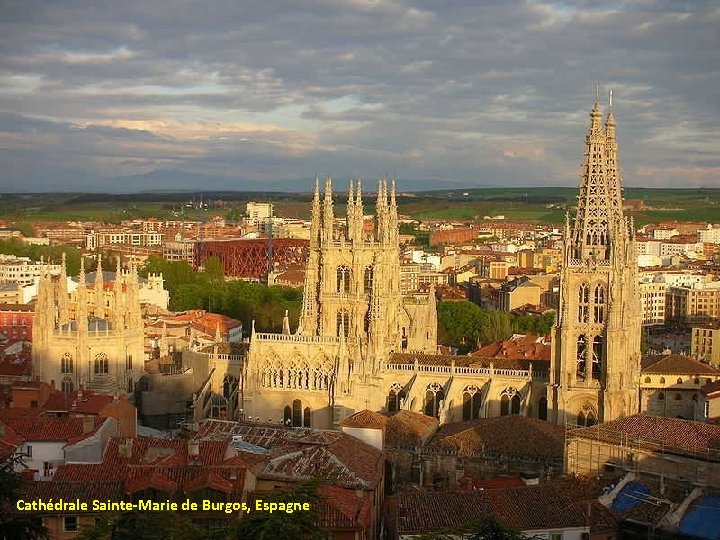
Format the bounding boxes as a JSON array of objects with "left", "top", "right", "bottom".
[{"left": 1, "top": 1, "right": 718, "bottom": 192}]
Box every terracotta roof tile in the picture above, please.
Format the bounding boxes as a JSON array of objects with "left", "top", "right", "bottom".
[
  {"left": 642, "top": 354, "right": 719, "bottom": 375},
  {"left": 0, "top": 416, "right": 106, "bottom": 442},
  {"left": 485, "top": 484, "right": 588, "bottom": 530},
  {"left": 384, "top": 410, "right": 439, "bottom": 447},
  {"left": 341, "top": 409, "right": 389, "bottom": 430},
  {"left": 569, "top": 414, "right": 720, "bottom": 455},
  {"left": 396, "top": 490, "right": 494, "bottom": 534},
  {"left": 429, "top": 416, "right": 564, "bottom": 459}
]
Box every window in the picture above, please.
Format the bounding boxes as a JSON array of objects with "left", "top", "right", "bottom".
[
  {"left": 64, "top": 516, "right": 78, "bottom": 532},
  {"left": 388, "top": 383, "right": 406, "bottom": 413},
  {"left": 550, "top": 532, "right": 562, "bottom": 540},
  {"left": 462, "top": 386, "right": 482, "bottom": 421},
  {"left": 336, "top": 266, "right": 351, "bottom": 293},
  {"left": 578, "top": 283, "right": 589, "bottom": 322},
  {"left": 336, "top": 310, "right": 349, "bottom": 337},
  {"left": 364, "top": 266, "right": 373, "bottom": 293},
  {"left": 20, "top": 444, "right": 32, "bottom": 457},
  {"left": 591, "top": 335, "right": 604, "bottom": 380},
  {"left": 61, "top": 377, "right": 74, "bottom": 393},
  {"left": 576, "top": 334, "right": 588, "bottom": 379},
  {"left": 500, "top": 394, "right": 510, "bottom": 416},
  {"left": 283, "top": 406, "right": 292, "bottom": 425},
  {"left": 94, "top": 353, "right": 108, "bottom": 375},
  {"left": 657, "top": 392, "right": 665, "bottom": 401},
  {"left": 594, "top": 284, "right": 605, "bottom": 324},
  {"left": 675, "top": 393, "right": 682, "bottom": 401},
  {"left": 292, "top": 399, "right": 302, "bottom": 427},
  {"left": 126, "top": 354, "right": 133, "bottom": 371},
  {"left": 303, "top": 407, "right": 311, "bottom": 428},
  {"left": 424, "top": 382, "right": 444, "bottom": 418},
  {"left": 644, "top": 377, "right": 651, "bottom": 384},
  {"left": 538, "top": 396, "right": 548, "bottom": 421},
  {"left": 61, "top": 352, "right": 73, "bottom": 374}
]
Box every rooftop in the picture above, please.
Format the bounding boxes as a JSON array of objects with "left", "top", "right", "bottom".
[{"left": 641, "top": 354, "right": 719, "bottom": 375}]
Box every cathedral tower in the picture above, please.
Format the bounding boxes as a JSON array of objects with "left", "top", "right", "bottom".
[{"left": 550, "top": 95, "right": 641, "bottom": 426}]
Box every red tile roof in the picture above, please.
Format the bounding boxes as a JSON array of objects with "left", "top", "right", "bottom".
[
  {"left": 471, "top": 333, "right": 551, "bottom": 362},
  {"left": 396, "top": 490, "right": 494, "bottom": 534},
  {"left": 485, "top": 484, "right": 588, "bottom": 530},
  {"left": 0, "top": 416, "right": 106, "bottom": 442},
  {"left": 642, "top": 354, "right": 719, "bottom": 375},
  {"left": 384, "top": 410, "right": 439, "bottom": 447},
  {"left": 429, "top": 416, "right": 565, "bottom": 459},
  {"left": 569, "top": 414, "right": 720, "bottom": 455},
  {"left": 341, "top": 409, "right": 388, "bottom": 430},
  {"left": 196, "top": 420, "right": 384, "bottom": 490}
]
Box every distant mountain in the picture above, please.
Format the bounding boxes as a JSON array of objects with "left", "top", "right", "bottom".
[{"left": 100, "top": 169, "right": 487, "bottom": 194}]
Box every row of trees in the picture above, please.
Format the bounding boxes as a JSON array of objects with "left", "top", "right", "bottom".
[
  {"left": 141, "top": 256, "right": 302, "bottom": 333},
  {"left": 437, "top": 301, "right": 555, "bottom": 353}
]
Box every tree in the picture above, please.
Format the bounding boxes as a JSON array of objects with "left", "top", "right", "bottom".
[
  {"left": 229, "top": 481, "right": 328, "bottom": 540},
  {"left": 417, "top": 516, "right": 535, "bottom": 540},
  {"left": 76, "top": 510, "right": 207, "bottom": 540},
  {"left": 0, "top": 455, "right": 50, "bottom": 540}
]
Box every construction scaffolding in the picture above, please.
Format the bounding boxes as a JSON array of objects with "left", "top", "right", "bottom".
[
  {"left": 195, "top": 238, "right": 309, "bottom": 279},
  {"left": 564, "top": 421, "right": 720, "bottom": 488}
]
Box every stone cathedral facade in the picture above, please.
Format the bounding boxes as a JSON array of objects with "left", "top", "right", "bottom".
[
  {"left": 550, "top": 98, "right": 642, "bottom": 425},
  {"left": 32, "top": 256, "right": 145, "bottom": 396},
  {"left": 244, "top": 178, "right": 438, "bottom": 428},
  {"left": 244, "top": 100, "right": 642, "bottom": 429}
]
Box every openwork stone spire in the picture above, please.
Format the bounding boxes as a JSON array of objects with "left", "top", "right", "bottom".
[{"left": 571, "top": 97, "right": 626, "bottom": 260}]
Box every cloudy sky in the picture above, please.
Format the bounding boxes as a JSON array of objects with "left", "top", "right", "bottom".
[{"left": 0, "top": 0, "right": 717, "bottom": 192}]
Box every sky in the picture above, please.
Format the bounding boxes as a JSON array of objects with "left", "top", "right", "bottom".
[{"left": 0, "top": 0, "right": 718, "bottom": 192}]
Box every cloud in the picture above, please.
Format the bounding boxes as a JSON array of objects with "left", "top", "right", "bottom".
[{"left": 0, "top": 0, "right": 717, "bottom": 191}]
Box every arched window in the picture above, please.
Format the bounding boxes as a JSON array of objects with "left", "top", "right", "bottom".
[
  {"left": 126, "top": 354, "right": 133, "bottom": 371},
  {"left": 677, "top": 377, "right": 683, "bottom": 384},
  {"left": 388, "top": 383, "right": 406, "bottom": 413},
  {"left": 336, "top": 310, "right": 350, "bottom": 337},
  {"left": 644, "top": 377, "right": 651, "bottom": 384},
  {"left": 364, "top": 266, "right": 373, "bottom": 293},
  {"left": 424, "top": 382, "right": 444, "bottom": 418},
  {"left": 61, "top": 376, "right": 73, "bottom": 393},
  {"left": 660, "top": 377, "right": 666, "bottom": 384},
  {"left": 591, "top": 335, "right": 604, "bottom": 380},
  {"left": 500, "top": 394, "right": 510, "bottom": 416},
  {"left": 594, "top": 284, "right": 605, "bottom": 323},
  {"left": 675, "top": 393, "right": 682, "bottom": 401},
  {"left": 462, "top": 385, "right": 482, "bottom": 421},
  {"left": 657, "top": 392, "right": 665, "bottom": 401},
  {"left": 500, "top": 388, "right": 521, "bottom": 416},
  {"left": 283, "top": 406, "right": 292, "bottom": 425},
  {"left": 538, "top": 397, "right": 548, "bottom": 421},
  {"left": 576, "top": 334, "right": 588, "bottom": 379},
  {"left": 578, "top": 283, "right": 589, "bottom": 322},
  {"left": 61, "top": 353, "right": 73, "bottom": 374},
  {"left": 511, "top": 394, "right": 521, "bottom": 415},
  {"left": 303, "top": 407, "right": 311, "bottom": 428},
  {"left": 292, "top": 399, "right": 302, "bottom": 427},
  {"left": 336, "top": 266, "right": 351, "bottom": 293},
  {"left": 94, "top": 353, "right": 108, "bottom": 375},
  {"left": 586, "top": 412, "right": 597, "bottom": 427},
  {"left": 694, "top": 377, "right": 700, "bottom": 385},
  {"left": 577, "top": 411, "right": 586, "bottom": 426}
]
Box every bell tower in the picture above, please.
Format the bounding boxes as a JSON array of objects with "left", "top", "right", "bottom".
[{"left": 550, "top": 93, "right": 641, "bottom": 426}]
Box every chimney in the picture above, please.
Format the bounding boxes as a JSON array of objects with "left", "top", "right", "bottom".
[
  {"left": 118, "top": 438, "right": 133, "bottom": 459},
  {"left": 81, "top": 416, "right": 95, "bottom": 434},
  {"left": 188, "top": 439, "right": 200, "bottom": 457}
]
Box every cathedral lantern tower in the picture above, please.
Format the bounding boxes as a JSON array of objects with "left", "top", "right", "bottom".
[{"left": 550, "top": 94, "right": 641, "bottom": 426}]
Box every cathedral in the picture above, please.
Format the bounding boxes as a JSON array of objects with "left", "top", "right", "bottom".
[
  {"left": 244, "top": 178, "right": 438, "bottom": 428},
  {"left": 244, "top": 97, "right": 642, "bottom": 429},
  {"left": 32, "top": 255, "right": 145, "bottom": 396}
]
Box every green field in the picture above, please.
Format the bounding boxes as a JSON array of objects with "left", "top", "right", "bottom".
[{"left": 0, "top": 187, "right": 717, "bottom": 226}]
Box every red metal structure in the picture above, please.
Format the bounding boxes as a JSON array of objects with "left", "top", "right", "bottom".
[{"left": 195, "top": 239, "right": 309, "bottom": 279}]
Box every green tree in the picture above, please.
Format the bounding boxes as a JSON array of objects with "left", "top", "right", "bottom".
[
  {"left": 201, "top": 255, "right": 224, "bottom": 283},
  {"left": 478, "top": 310, "right": 512, "bottom": 345},
  {"left": 229, "top": 481, "right": 328, "bottom": 540},
  {"left": 76, "top": 510, "right": 207, "bottom": 540},
  {"left": 418, "top": 516, "right": 535, "bottom": 540},
  {"left": 0, "top": 455, "right": 50, "bottom": 540}
]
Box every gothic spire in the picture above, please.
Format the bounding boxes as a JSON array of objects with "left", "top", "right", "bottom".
[
  {"left": 346, "top": 179, "right": 355, "bottom": 239},
  {"left": 355, "top": 178, "right": 364, "bottom": 242},
  {"left": 94, "top": 254, "right": 105, "bottom": 319},
  {"left": 322, "top": 175, "right": 334, "bottom": 241}
]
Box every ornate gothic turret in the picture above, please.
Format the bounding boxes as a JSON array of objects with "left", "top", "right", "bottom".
[{"left": 550, "top": 95, "right": 641, "bottom": 426}]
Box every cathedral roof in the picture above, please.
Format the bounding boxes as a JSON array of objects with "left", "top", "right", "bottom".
[
  {"left": 641, "top": 354, "right": 719, "bottom": 375},
  {"left": 428, "top": 416, "right": 564, "bottom": 459}
]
